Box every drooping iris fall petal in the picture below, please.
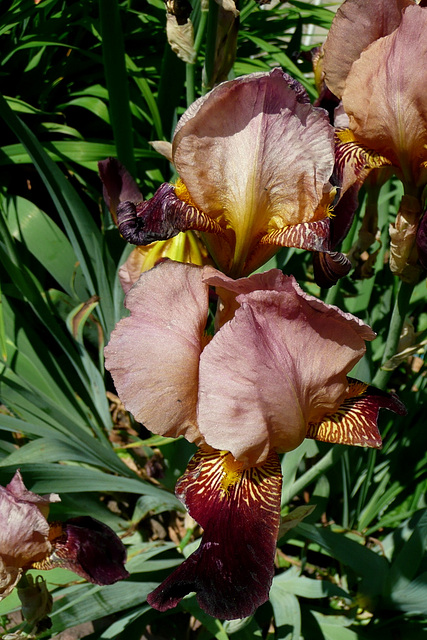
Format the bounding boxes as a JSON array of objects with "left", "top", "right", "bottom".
[
  {"left": 306, "top": 379, "right": 406, "bottom": 447},
  {"left": 99, "top": 158, "right": 211, "bottom": 293},
  {"left": 147, "top": 448, "right": 282, "bottom": 619},
  {"left": 35, "top": 517, "right": 129, "bottom": 585},
  {"left": 98, "top": 157, "right": 143, "bottom": 224},
  {"left": 116, "top": 69, "right": 338, "bottom": 278}
]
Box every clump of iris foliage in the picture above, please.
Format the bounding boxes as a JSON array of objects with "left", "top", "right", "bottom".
[{"left": 0, "top": 0, "right": 426, "bottom": 638}]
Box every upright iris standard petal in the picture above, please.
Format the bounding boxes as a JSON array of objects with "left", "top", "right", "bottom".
[
  {"left": 104, "top": 261, "right": 209, "bottom": 446},
  {"left": 323, "top": 0, "right": 414, "bottom": 100},
  {"left": 197, "top": 272, "right": 375, "bottom": 466},
  {"left": 172, "top": 68, "right": 336, "bottom": 275},
  {"left": 340, "top": 5, "right": 427, "bottom": 188},
  {"left": 147, "top": 448, "right": 282, "bottom": 619}
]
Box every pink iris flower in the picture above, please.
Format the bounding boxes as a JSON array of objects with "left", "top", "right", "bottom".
[
  {"left": 0, "top": 471, "right": 129, "bottom": 602},
  {"left": 104, "top": 260, "right": 404, "bottom": 619},
  {"left": 323, "top": 0, "right": 427, "bottom": 279},
  {"left": 113, "top": 69, "right": 343, "bottom": 281}
]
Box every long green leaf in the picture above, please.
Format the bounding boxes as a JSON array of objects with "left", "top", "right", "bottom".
[{"left": 0, "top": 93, "right": 117, "bottom": 335}]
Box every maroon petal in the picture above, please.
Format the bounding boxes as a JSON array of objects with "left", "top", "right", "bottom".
[
  {"left": 147, "top": 449, "right": 282, "bottom": 620},
  {"left": 312, "top": 251, "right": 351, "bottom": 288},
  {"left": 306, "top": 378, "right": 406, "bottom": 447},
  {"left": 36, "top": 517, "right": 129, "bottom": 585},
  {"left": 98, "top": 158, "right": 143, "bottom": 222},
  {"left": 416, "top": 208, "right": 427, "bottom": 271},
  {"left": 117, "top": 183, "right": 223, "bottom": 246}
]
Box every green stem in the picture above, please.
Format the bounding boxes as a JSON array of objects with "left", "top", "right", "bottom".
[
  {"left": 203, "top": 0, "right": 219, "bottom": 93},
  {"left": 372, "top": 278, "right": 415, "bottom": 390},
  {"left": 185, "top": 8, "right": 207, "bottom": 107},
  {"left": 283, "top": 446, "right": 343, "bottom": 506}
]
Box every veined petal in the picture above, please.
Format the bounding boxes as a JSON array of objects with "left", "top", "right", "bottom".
[
  {"left": 172, "top": 68, "right": 335, "bottom": 275},
  {"left": 335, "top": 129, "right": 392, "bottom": 195},
  {"left": 306, "top": 378, "right": 406, "bottom": 447},
  {"left": 147, "top": 448, "right": 282, "bottom": 620},
  {"left": 341, "top": 6, "right": 427, "bottom": 186},
  {"left": 259, "top": 218, "right": 331, "bottom": 252},
  {"left": 198, "top": 273, "right": 375, "bottom": 466},
  {"left": 104, "top": 261, "right": 208, "bottom": 444},
  {"left": 323, "top": 0, "right": 413, "bottom": 99},
  {"left": 116, "top": 182, "right": 224, "bottom": 246}
]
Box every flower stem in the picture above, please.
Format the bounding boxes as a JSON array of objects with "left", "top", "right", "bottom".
[
  {"left": 372, "top": 278, "right": 415, "bottom": 390},
  {"left": 203, "top": 0, "right": 219, "bottom": 93},
  {"left": 185, "top": 6, "right": 208, "bottom": 106}
]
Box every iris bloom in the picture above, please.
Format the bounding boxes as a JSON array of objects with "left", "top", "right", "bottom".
[
  {"left": 323, "top": 0, "right": 427, "bottom": 279},
  {"left": 99, "top": 157, "right": 210, "bottom": 293},
  {"left": 104, "top": 260, "right": 405, "bottom": 619},
  {"left": 115, "top": 69, "right": 342, "bottom": 280},
  {"left": 0, "top": 471, "right": 129, "bottom": 601}
]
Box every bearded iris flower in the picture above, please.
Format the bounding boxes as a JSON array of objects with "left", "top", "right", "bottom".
[
  {"left": 0, "top": 471, "right": 129, "bottom": 602},
  {"left": 104, "top": 260, "right": 405, "bottom": 619},
  {"left": 114, "top": 69, "right": 344, "bottom": 281},
  {"left": 323, "top": 0, "right": 427, "bottom": 279}
]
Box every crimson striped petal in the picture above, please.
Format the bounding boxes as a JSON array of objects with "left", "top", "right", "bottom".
[
  {"left": 259, "top": 218, "right": 331, "bottom": 252},
  {"left": 147, "top": 448, "right": 282, "bottom": 620},
  {"left": 306, "top": 378, "right": 406, "bottom": 447},
  {"left": 116, "top": 183, "right": 224, "bottom": 246}
]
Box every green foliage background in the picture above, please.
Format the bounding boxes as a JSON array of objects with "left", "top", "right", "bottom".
[{"left": 0, "top": 0, "right": 426, "bottom": 638}]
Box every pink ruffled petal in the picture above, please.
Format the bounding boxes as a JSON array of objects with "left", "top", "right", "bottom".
[
  {"left": 173, "top": 69, "right": 335, "bottom": 275},
  {"left": 147, "top": 448, "right": 282, "bottom": 619},
  {"left": 323, "top": 0, "right": 412, "bottom": 98},
  {"left": 198, "top": 274, "right": 375, "bottom": 466},
  {"left": 104, "top": 261, "right": 208, "bottom": 444},
  {"left": 341, "top": 5, "right": 427, "bottom": 184}
]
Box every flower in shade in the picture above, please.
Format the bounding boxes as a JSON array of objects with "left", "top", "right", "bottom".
[
  {"left": 114, "top": 69, "right": 346, "bottom": 281},
  {"left": 0, "top": 471, "right": 129, "bottom": 602},
  {"left": 99, "top": 157, "right": 210, "bottom": 294},
  {"left": 104, "top": 260, "right": 405, "bottom": 619},
  {"left": 322, "top": 0, "right": 427, "bottom": 280}
]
